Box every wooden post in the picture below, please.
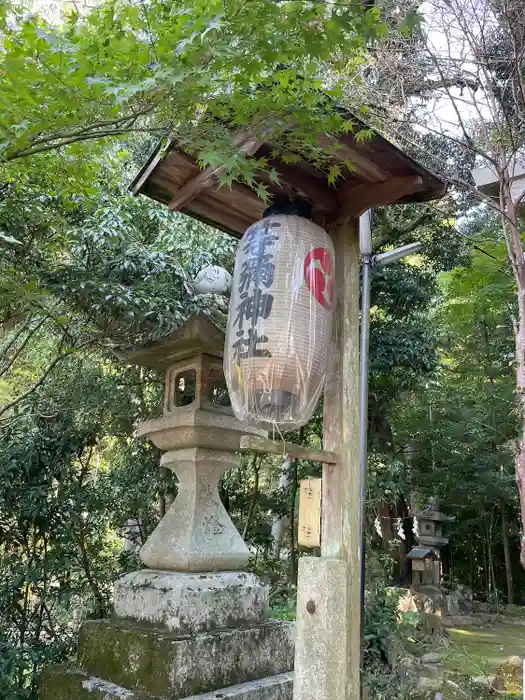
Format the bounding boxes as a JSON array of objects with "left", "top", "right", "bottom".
[{"left": 294, "top": 219, "right": 361, "bottom": 700}]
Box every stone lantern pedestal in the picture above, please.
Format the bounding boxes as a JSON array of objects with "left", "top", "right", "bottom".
[{"left": 40, "top": 315, "right": 294, "bottom": 700}]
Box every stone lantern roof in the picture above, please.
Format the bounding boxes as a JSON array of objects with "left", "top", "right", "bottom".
[
  {"left": 407, "top": 547, "right": 436, "bottom": 561},
  {"left": 121, "top": 313, "right": 225, "bottom": 371},
  {"left": 413, "top": 506, "right": 456, "bottom": 523}
]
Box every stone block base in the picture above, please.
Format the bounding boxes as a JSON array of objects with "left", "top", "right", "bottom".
[
  {"left": 40, "top": 570, "right": 294, "bottom": 700},
  {"left": 114, "top": 570, "right": 268, "bottom": 634},
  {"left": 78, "top": 618, "right": 294, "bottom": 699},
  {"left": 40, "top": 666, "right": 137, "bottom": 700},
  {"left": 40, "top": 666, "right": 293, "bottom": 700}
]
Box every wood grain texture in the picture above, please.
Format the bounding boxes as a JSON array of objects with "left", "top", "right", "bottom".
[
  {"left": 322, "top": 217, "right": 361, "bottom": 699},
  {"left": 239, "top": 435, "right": 337, "bottom": 464},
  {"left": 293, "top": 558, "right": 348, "bottom": 700},
  {"left": 318, "top": 134, "right": 388, "bottom": 181},
  {"left": 336, "top": 176, "right": 425, "bottom": 220}
]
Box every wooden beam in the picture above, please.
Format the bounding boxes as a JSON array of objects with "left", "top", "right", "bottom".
[
  {"left": 336, "top": 175, "right": 425, "bottom": 221},
  {"left": 263, "top": 159, "right": 340, "bottom": 214},
  {"left": 223, "top": 182, "right": 267, "bottom": 213},
  {"left": 187, "top": 197, "right": 255, "bottom": 238},
  {"left": 130, "top": 150, "right": 164, "bottom": 195},
  {"left": 318, "top": 134, "right": 388, "bottom": 182},
  {"left": 239, "top": 435, "right": 337, "bottom": 464},
  {"left": 294, "top": 559, "right": 348, "bottom": 700},
  {"left": 167, "top": 134, "right": 263, "bottom": 211}
]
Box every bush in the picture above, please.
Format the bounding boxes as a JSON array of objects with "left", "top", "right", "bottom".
[{"left": 364, "top": 585, "right": 403, "bottom": 668}]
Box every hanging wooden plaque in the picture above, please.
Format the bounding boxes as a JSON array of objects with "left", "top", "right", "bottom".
[{"left": 298, "top": 478, "right": 322, "bottom": 548}]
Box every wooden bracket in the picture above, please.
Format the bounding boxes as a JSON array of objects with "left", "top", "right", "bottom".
[
  {"left": 239, "top": 435, "right": 337, "bottom": 464},
  {"left": 334, "top": 175, "right": 425, "bottom": 224}
]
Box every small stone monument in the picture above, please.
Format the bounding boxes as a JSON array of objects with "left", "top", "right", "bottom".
[
  {"left": 411, "top": 500, "right": 455, "bottom": 587},
  {"left": 40, "top": 314, "right": 294, "bottom": 700}
]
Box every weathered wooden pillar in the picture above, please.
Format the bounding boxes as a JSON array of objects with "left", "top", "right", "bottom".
[{"left": 294, "top": 219, "right": 361, "bottom": 700}]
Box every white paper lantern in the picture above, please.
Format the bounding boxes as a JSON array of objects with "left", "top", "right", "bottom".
[{"left": 224, "top": 213, "right": 334, "bottom": 431}]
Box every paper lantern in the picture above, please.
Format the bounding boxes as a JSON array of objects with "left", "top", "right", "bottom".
[{"left": 224, "top": 211, "right": 334, "bottom": 431}]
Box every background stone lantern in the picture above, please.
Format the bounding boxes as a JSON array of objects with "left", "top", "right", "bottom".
[{"left": 410, "top": 500, "right": 456, "bottom": 587}]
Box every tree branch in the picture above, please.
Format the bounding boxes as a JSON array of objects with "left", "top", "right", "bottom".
[
  {"left": 0, "top": 338, "right": 94, "bottom": 419},
  {"left": 242, "top": 455, "right": 260, "bottom": 540},
  {"left": 1, "top": 317, "right": 39, "bottom": 359},
  {"left": 5, "top": 126, "right": 167, "bottom": 161},
  {"left": 0, "top": 316, "right": 48, "bottom": 378}
]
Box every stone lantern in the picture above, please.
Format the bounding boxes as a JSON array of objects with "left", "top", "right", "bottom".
[
  {"left": 40, "top": 314, "right": 294, "bottom": 700},
  {"left": 412, "top": 500, "right": 456, "bottom": 587},
  {"left": 407, "top": 547, "right": 437, "bottom": 588},
  {"left": 127, "top": 313, "right": 260, "bottom": 572}
]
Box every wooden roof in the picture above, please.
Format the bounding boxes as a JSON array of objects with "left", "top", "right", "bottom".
[{"left": 131, "top": 127, "right": 446, "bottom": 238}]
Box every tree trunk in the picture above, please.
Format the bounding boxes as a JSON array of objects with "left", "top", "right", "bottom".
[
  {"left": 219, "top": 478, "right": 230, "bottom": 513},
  {"left": 377, "top": 501, "right": 395, "bottom": 553},
  {"left": 399, "top": 500, "right": 414, "bottom": 586},
  {"left": 488, "top": 513, "right": 498, "bottom": 603},
  {"left": 479, "top": 508, "right": 491, "bottom": 597},
  {"left": 271, "top": 455, "right": 292, "bottom": 559},
  {"left": 500, "top": 500, "right": 514, "bottom": 604},
  {"left": 159, "top": 466, "right": 176, "bottom": 518},
  {"left": 500, "top": 170, "right": 525, "bottom": 570},
  {"left": 514, "top": 284, "right": 525, "bottom": 569}
]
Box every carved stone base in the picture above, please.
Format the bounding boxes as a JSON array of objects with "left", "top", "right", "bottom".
[
  {"left": 76, "top": 618, "right": 294, "bottom": 698},
  {"left": 114, "top": 570, "right": 268, "bottom": 634},
  {"left": 40, "top": 572, "right": 295, "bottom": 700}
]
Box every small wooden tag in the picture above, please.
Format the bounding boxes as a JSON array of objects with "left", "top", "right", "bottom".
[{"left": 298, "top": 478, "right": 322, "bottom": 548}]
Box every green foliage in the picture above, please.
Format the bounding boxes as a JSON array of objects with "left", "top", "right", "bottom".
[
  {"left": 0, "top": 135, "right": 237, "bottom": 697},
  {"left": 0, "top": 0, "right": 387, "bottom": 188},
  {"left": 364, "top": 585, "right": 403, "bottom": 667},
  {"left": 1, "top": 0, "right": 523, "bottom": 694},
  {"left": 394, "top": 208, "right": 521, "bottom": 600},
  {"left": 0, "top": 354, "right": 159, "bottom": 699}
]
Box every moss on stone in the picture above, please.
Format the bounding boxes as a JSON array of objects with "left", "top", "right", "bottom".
[
  {"left": 39, "top": 665, "right": 157, "bottom": 700},
  {"left": 78, "top": 619, "right": 294, "bottom": 699}
]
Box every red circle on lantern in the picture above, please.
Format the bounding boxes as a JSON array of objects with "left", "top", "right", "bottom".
[{"left": 304, "top": 247, "right": 334, "bottom": 309}]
